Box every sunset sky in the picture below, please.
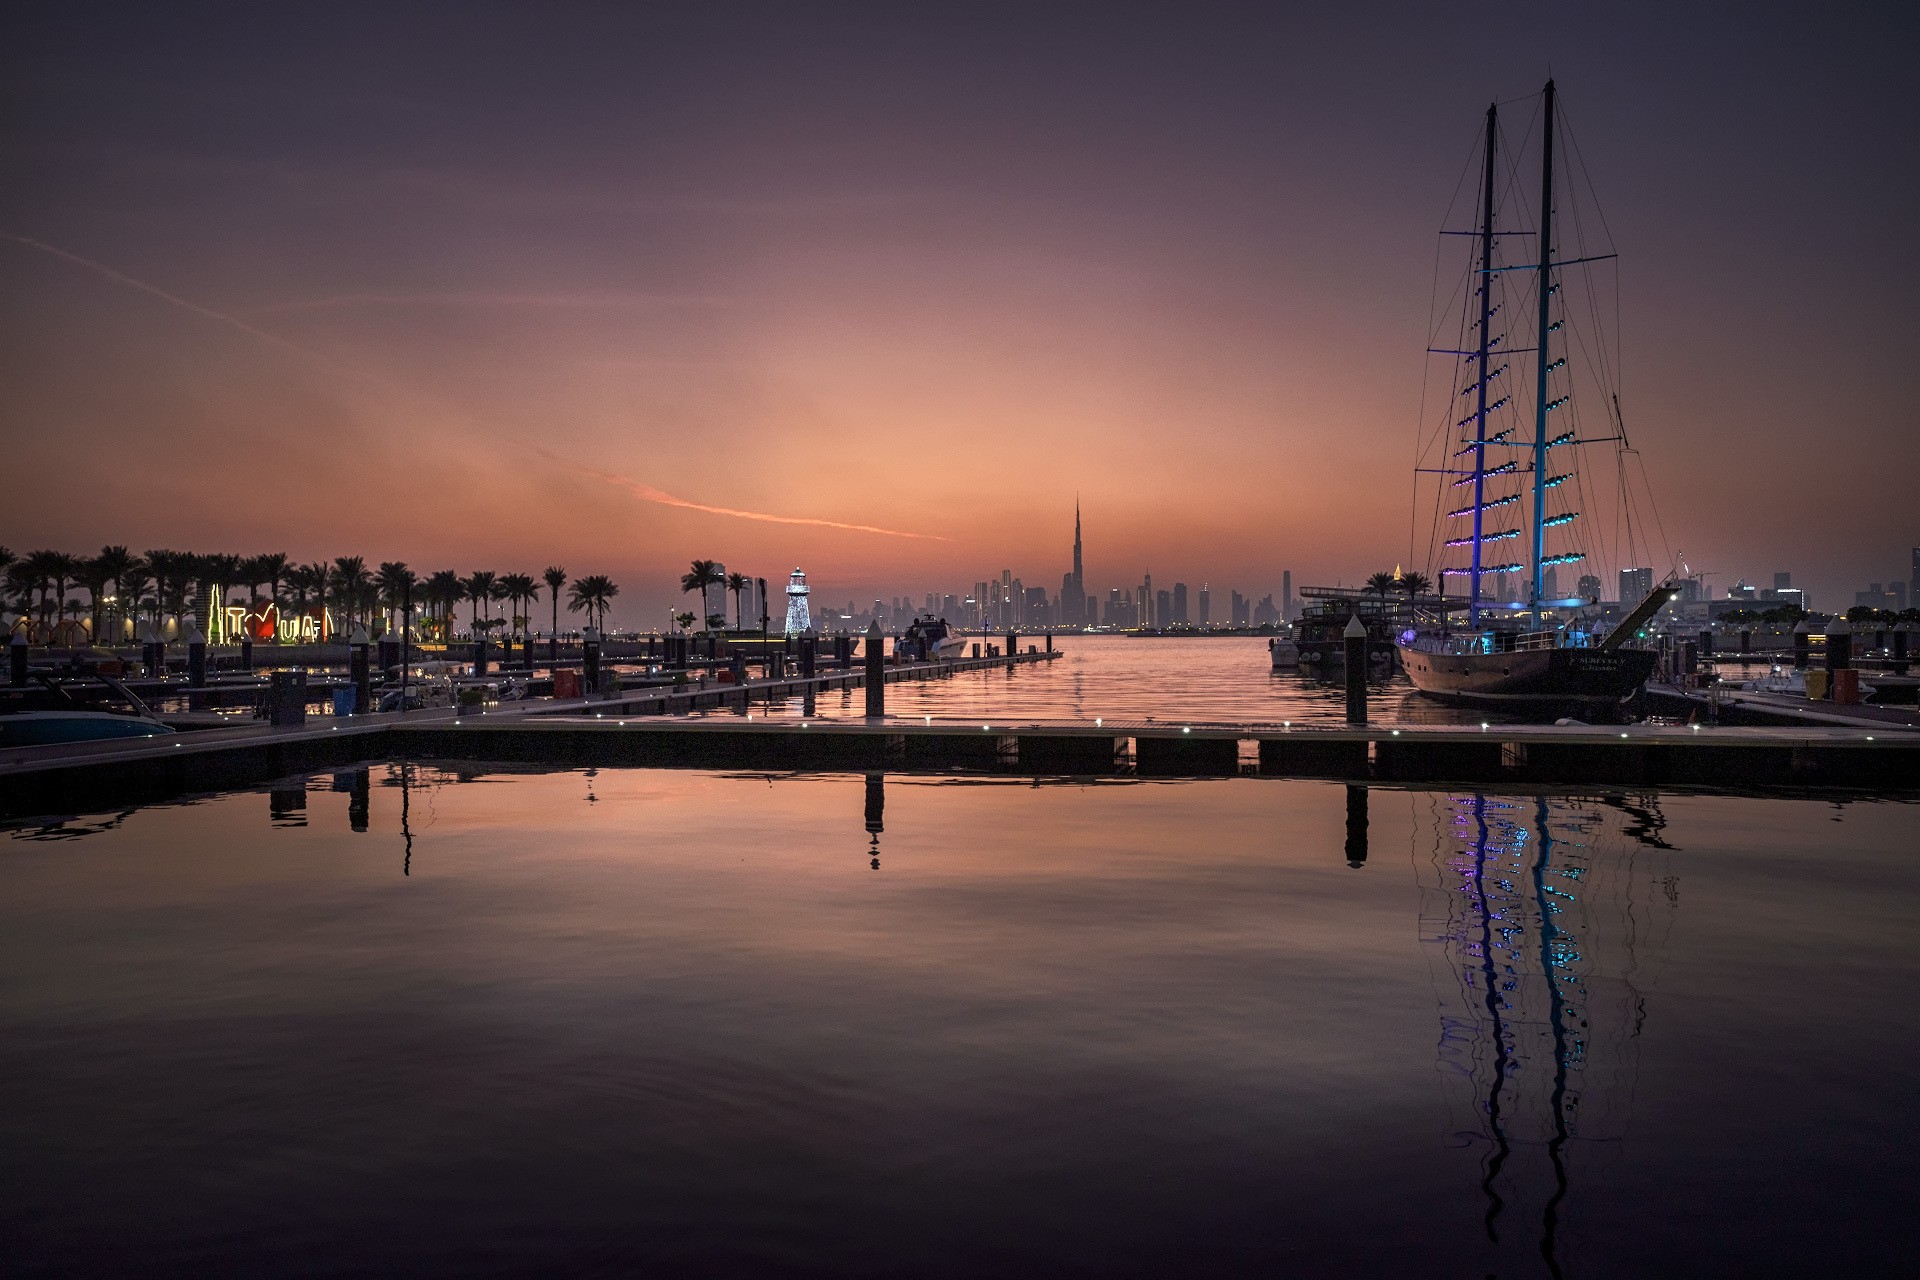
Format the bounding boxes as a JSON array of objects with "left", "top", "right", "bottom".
[{"left": 3, "top": 4, "right": 1915, "bottom": 623}]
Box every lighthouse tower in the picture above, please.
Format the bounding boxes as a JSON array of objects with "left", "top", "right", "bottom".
[{"left": 783, "top": 567, "right": 811, "bottom": 635}]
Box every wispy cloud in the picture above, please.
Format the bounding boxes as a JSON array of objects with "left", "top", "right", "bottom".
[
  {"left": 248, "top": 290, "right": 737, "bottom": 317},
  {"left": 1, "top": 230, "right": 328, "bottom": 365},
  {"left": 561, "top": 455, "right": 949, "bottom": 541}
]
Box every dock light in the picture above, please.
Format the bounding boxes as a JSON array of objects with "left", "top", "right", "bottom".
[
  {"left": 1481, "top": 722, "right": 1489, "bottom": 730},
  {"left": 1096, "top": 718, "right": 1103, "bottom": 727},
  {"left": 1183, "top": 726, "right": 1190, "bottom": 733},
  {"left": 1620, "top": 732, "right": 1629, "bottom": 738},
  {"left": 983, "top": 724, "right": 991, "bottom": 730},
  {"left": 1392, "top": 729, "right": 1401, "bottom": 736},
  {"left": 924, "top": 716, "right": 931, "bottom": 724}
]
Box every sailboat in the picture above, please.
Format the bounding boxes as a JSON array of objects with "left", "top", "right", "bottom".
[{"left": 1398, "top": 81, "right": 1677, "bottom": 713}]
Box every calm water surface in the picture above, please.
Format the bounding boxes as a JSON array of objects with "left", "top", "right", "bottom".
[
  {"left": 697, "top": 634, "right": 1513, "bottom": 724},
  {"left": 5, "top": 766, "right": 1914, "bottom": 1277}
]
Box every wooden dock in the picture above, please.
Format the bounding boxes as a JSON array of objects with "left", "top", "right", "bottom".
[{"left": 4, "top": 691, "right": 1916, "bottom": 818}]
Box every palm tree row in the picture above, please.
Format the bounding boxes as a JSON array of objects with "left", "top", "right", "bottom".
[{"left": 1, "top": 545, "right": 616, "bottom": 644}]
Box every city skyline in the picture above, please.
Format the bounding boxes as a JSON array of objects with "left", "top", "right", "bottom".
[{"left": 3, "top": 6, "right": 1915, "bottom": 621}]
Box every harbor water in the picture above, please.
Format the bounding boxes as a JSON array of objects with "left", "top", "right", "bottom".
[
  {"left": 5, "top": 766, "right": 1914, "bottom": 1276},
  {"left": 698, "top": 634, "right": 1512, "bottom": 725}
]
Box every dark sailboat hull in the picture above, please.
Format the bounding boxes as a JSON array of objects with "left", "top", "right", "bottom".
[{"left": 1397, "top": 643, "right": 1657, "bottom": 711}]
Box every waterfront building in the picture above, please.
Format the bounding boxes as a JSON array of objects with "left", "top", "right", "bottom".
[
  {"left": 1282, "top": 570, "right": 1293, "bottom": 622},
  {"left": 1172, "top": 583, "right": 1188, "bottom": 625},
  {"left": 1199, "top": 584, "right": 1211, "bottom": 626},
  {"left": 1059, "top": 500, "right": 1087, "bottom": 626},
  {"left": 1577, "top": 573, "right": 1604, "bottom": 603},
  {"left": 1253, "top": 594, "right": 1278, "bottom": 626},
  {"left": 1155, "top": 590, "right": 1171, "bottom": 627},
  {"left": 783, "top": 568, "right": 811, "bottom": 635},
  {"left": 1619, "top": 567, "right": 1654, "bottom": 604},
  {"left": 1231, "top": 590, "right": 1249, "bottom": 626},
  {"left": 703, "top": 562, "right": 730, "bottom": 628}
]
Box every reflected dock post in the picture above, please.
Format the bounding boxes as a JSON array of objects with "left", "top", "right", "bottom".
[
  {"left": 865, "top": 621, "right": 885, "bottom": 718},
  {"left": 1343, "top": 613, "right": 1367, "bottom": 724},
  {"left": 864, "top": 772, "right": 884, "bottom": 869},
  {"left": 1344, "top": 784, "right": 1369, "bottom": 868},
  {"left": 9, "top": 631, "right": 25, "bottom": 687},
  {"left": 349, "top": 624, "right": 371, "bottom": 713}
]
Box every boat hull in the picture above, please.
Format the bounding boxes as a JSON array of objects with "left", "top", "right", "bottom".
[{"left": 1397, "top": 643, "right": 1657, "bottom": 710}]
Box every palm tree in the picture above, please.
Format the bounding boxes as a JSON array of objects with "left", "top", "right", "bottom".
[
  {"left": 673, "top": 611, "right": 696, "bottom": 634},
  {"left": 567, "top": 575, "right": 619, "bottom": 632},
  {"left": 20, "top": 550, "right": 60, "bottom": 627},
  {"left": 77, "top": 555, "right": 113, "bottom": 644},
  {"left": 377, "top": 562, "right": 417, "bottom": 638},
  {"left": 726, "top": 572, "right": 750, "bottom": 630},
  {"left": 680, "top": 559, "right": 724, "bottom": 631},
  {"left": 1400, "top": 570, "right": 1432, "bottom": 600},
  {"left": 47, "top": 552, "right": 80, "bottom": 631},
  {"left": 462, "top": 571, "right": 497, "bottom": 637},
  {"left": 423, "top": 570, "right": 462, "bottom": 639},
  {"left": 256, "top": 553, "right": 289, "bottom": 611},
  {"left": 1365, "top": 570, "right": 1399, "bottom": 600},
  {"left": 543, "top": 566, "right": 568, "bottom": 650},
  {"left": 498, "top": 574, "right": 537, "bottom": 642},
  {"left": 6, "top": 561, "right": 37, "bottom": 625},
  {"left": 332, "top": 557, "right": 369, "bottom": 629},
  {"left": 120, "top": 559, "right": 154, "bottom": 633}
]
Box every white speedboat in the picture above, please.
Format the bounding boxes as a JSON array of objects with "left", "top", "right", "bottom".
[{"left": 1268, "top": 637, "right": 1300, "bottom": 670}]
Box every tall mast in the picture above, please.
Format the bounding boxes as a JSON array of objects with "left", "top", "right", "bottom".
[
  {"left": 1529, "top": 79, "right": 1557, "bottom": 626},
  {"left": 1468, "top": 102, "right": 1498, "bottom": 629}
]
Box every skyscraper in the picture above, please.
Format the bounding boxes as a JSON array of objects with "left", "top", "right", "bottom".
[
  {"left": 1198, "top": 584, "right": 1211, "bottom": 626},
  {"left": 1619, "top": 567, "right": 1653, "bottom": 604},
  {"left": 1172, "top": 583, "right": 1188, "bottom": 625},
  {"left": 1282, "top": 570, "right": 1293, "bottom": 622}
]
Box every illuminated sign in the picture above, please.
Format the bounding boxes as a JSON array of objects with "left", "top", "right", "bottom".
[{"left": 209, "top": 588, "right": 333, "bottom": 644}]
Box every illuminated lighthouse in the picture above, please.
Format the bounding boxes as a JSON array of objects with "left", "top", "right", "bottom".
[{"left": 783, "top": 567, "right": 812, "bottom": 635}]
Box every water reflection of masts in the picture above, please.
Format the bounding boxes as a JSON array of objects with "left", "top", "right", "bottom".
[
  {"left": 400, "top": 762, "right": 414, "bottom": 876},
  {"left": 1471, "top": 794, "right": 1513, "bottom": 1242},
  {"left": 1534, "top": 796, "right": 1570, "bottom": 1280}
]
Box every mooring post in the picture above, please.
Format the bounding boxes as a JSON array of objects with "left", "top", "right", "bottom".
[
  {"left": 583, "top": 626, "right": 602, "bottom": 694},
  {"left": 1739, "top": 627, "right": 1751, "bottom": 656},
  {"left": 349, "top": 624, "right": 371, "bottom": 713},
  {"left": 240, "top": 634, "right": 253, "bottom": 672},
  {"left": 1006, "top": 632, "right": 1017, "bottom": 661},
  {"left": 9, "top": 630, "right": 26, "bottom": 687},
  {"left": 865, "top": 621, "right": 885, "bottom": 719},
  {"left": 1345, "top": 784, "right": 1369, "bottom": 868},
  {"left": 187, "top": 620, "right": 208, "bottom": 689},
  {"left": 1046, "top": 633, "right": 1053, "bottom": 653},
  {"left": 1826, "top": 615, "right": 1851, "bottom": 672},
  {"left": 1343, "top": 613, "right": 1367, "bottom": 724},
  {"left": 1894, "top": 626, "right": 1910, "bottom": 676},
  {"left": 1698, "top": 628, "right": 1712, "bottom": 660},
  {"left": 1793, "top": 619, "right": 1811, "bottom": 669},
  {"left": 800, "top": 630, "right": 817, "bottom": 678}
]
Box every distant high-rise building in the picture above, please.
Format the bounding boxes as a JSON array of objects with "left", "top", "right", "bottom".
[
  {"left": 1620, "top": 567, "right": 1653, "bottom": 604},
  {"left": 1911, "top": 547, "right": 1919, "bottom": 612},
  {"left": 1253, "top": 594, "right": 1278, "bottom": 626},
  {"left": 1198, "top": 584, "right": 1211, "bottom": 626},
  {"left": 1282, "top": 571, "right": 1293, "bottom": 621},
  {"left": 1172, "top": 583, "right": 1188, "bottom": 625},
  {"left": 1230, "top": 590, "right": 1249, "bottom": 626},
  {"left": 1155, "top": 589, "right": 1171, "bottom": 627},
  {"left": 702, "top": 561, "right": 730, "bottom": 629},
  {"left": 1135, "top": 583, "right": 1149, "bottom": 628},
  {"left": 1774, "top": 572, "right": 1794, "bottom": 591},
  {"left": 1061, "top": 499, "right": 1085, "bottom": 625},
  {"left": 1577, "top": 573, "right": 1603, "bottom": 603}
]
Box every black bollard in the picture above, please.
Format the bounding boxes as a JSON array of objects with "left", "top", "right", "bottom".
[
  {"left": 800, "top": 633, "right": 817, "bottom": 678},
  {"left": 1344, "top": 784, "right": 1369, "bottom": 868},
  {"left": 1046, "top": 633, "right": 1052, "bottom": 653},
  {"left": 1825, "top": 617, "right": 1851, "bottom": 672},
  {"left": 1739, "top": 628, "right": 1751, "bottom": 656},
  {"left": 583, "top": 627, "right": 602, "bottom": 695},
  {"left": 864, "top": 621, "right": 885, "bottom": 719},
  {"left": 1792, "top": 621, "right": 1811, "bottom": 670},
  {"left": 349, "top": 630, "right": 371, "bottom": 713},
  {"left": 269, "top": 669, "right": 307, "bottom": 727},
  {"left": 378, "top": 637, "right": 399, "bottom": 675},
  {"left": 187, "top": 627, "right": 208, "bottom": 689},
  {"left": 473, "top": 637, "right": 488, "bottom": 680},
  {"left": 522, "top": 633, "right": 534, "bottom": 671},
  {"left": 1683, "top": 641, "right": 1698, "bottom": 685},
  {"left": 9, "top": 631, "right": 26, "bottom": 687},
  {"left": 1698, "top": 629, "right": 1712, "bottom": 659},
  {"left": 1894, "top": 628, "right": 1910, "bottom": 677},
  {"left": 1343, "top": 614, "right": 1367, "bottom": 724},
  {"left": 1006, "top": 632, "right": 1017, "bottom": 661},
  {"left": 240, "top": 635, "right": 254, "bottom": 671}
]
